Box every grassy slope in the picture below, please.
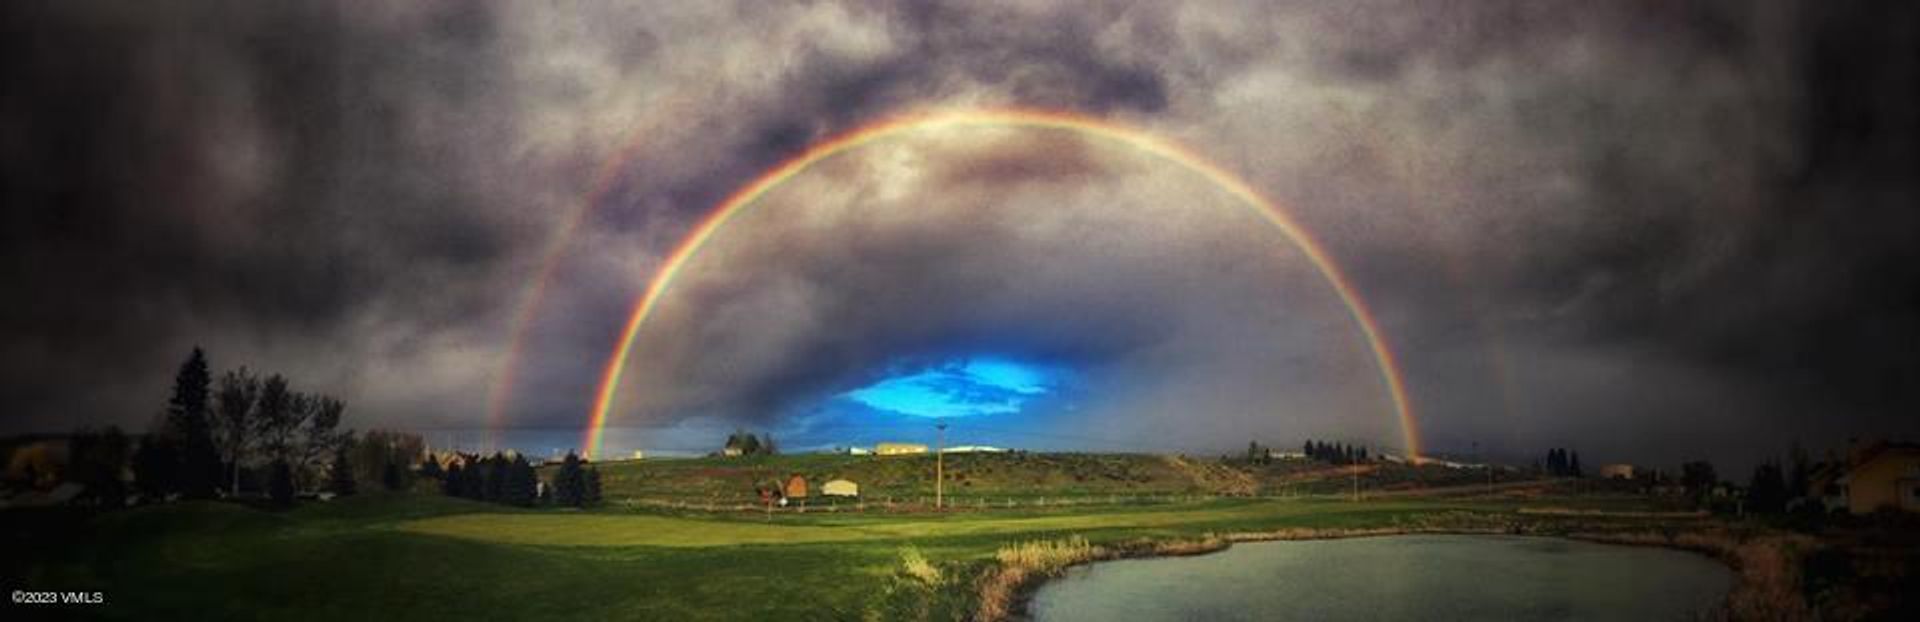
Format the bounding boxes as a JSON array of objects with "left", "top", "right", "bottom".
[
  {"left": 10, "top": 493, "right": 1542, "bottom": 621},
  {"left": 572, "top": 452, "right": 1522, "bottom": 505},
  {"left": 8, "top": 454, "right": 1664, "bottom": 620}
]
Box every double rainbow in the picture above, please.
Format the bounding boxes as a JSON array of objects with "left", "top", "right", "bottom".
[{"left": 571, "top": 108, "right": 1420, "bottom": 461}]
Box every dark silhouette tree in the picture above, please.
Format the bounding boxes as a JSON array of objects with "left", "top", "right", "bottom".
[
  {"left": 553, "top": 452, "right": 586, "bottom": 507},
  {"left": 70, "top": 426, "right": 130, "bottom": 506},
  {"left": 167, "top": 347, "right": 221, "bottom": 498},
  {"left": 328, "top": 446, "right": 356, "bottom": 496},
  {"left": 381, "top": 461, "right": 405, "bottom": 492},
  {"left": 131, "top": 423, "right": 180, "bottom": 500},
  {"left": 214, "top": 367, "right": 260, "bottom": 496},
  {"left": 1787, "top": 443, "right": 1812, "bottom": 501},
  {"left": 254, "top": 374, "right": 296, "bottom": 465},
  {"left": 583, "top": 467, "right": 603, "bottom": 506},
  {"left": 1569, "top": 451, "right": 1584, "bottom": 478},
  {"left": 267, "top": 460, "right": 294, "bottom": 507},
  {"left": 443, "top": 462, "right": 465, "bottom": 497},
  {"left": 1748, "top": 461, "right": 1788, "bottom": 514},
  {"left": 760, "top": 433, "right": 778, "bottom": 456},
  {"left": 297, "top": 395, "right": 345, "bottom": 489},
  {"left": 418, "top": 455, "right": 444, "bottom": 481},
  {"left": 501, "top": 454, "right": 537, "bottom": 507},
  {"left": 1681, "top": 460, "right": 1719, "bottom": 500}
]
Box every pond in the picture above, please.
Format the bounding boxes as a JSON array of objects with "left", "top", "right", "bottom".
[{"left": 1030, "top": 535, "right": 1733, "bottom": 621}]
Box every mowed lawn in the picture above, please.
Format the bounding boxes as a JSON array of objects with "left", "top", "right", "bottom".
[
  {"left": 395, "top": 499, "right": 1448, "bottom": 548},
  {"left": 11, "top": 494, "right": 1547, "bottom": 621}
]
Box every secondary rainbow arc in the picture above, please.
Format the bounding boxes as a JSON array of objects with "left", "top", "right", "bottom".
[{"left": 582, "top": 108, "right": 1422, "bottom": 462}]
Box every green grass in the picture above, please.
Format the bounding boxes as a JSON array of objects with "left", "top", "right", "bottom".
[{"left": 7, "top": 458, "right": 1671, "bottom": 620}]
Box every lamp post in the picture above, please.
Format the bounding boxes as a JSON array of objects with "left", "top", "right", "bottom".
[{"left": 935, "top": 423, "right": 948, "bottom": 509}]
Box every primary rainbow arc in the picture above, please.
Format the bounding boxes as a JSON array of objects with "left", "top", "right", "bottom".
[{"left": 581, "top": 108, "right": 1422, "bottom": 462}]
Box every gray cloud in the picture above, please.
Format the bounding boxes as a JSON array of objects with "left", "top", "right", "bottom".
[{"left": 3, "top": 1, "right": 1914, "bottom": 470}]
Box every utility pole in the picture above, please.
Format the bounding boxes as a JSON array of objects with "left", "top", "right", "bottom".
[{"left": 935, "top": 423, "right": 948, "bottom": 509}]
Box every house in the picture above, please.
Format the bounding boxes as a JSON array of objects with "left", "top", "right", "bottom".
[
  {"left": 822, "top": 479, "right": 859, "bottom": 497},
  {"left": 1837, "top": 441, "right": 1920, "bottom": 514},
  {"left": 874, "top": 442, "right": 928, "bottom": 456},
  {"left": 1599, "top": 464, "right": 1635, "bottom": 480},
  {"left": 843, "top": 446, "right": 872, "bottom": 456},
  {"left": 784, "top": 474, "right": 808, "bottom": 499},
  {"left": 722, "top": 447, "right": 744, "bottom": 457}
]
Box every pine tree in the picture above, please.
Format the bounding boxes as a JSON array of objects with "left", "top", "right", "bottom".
[
  {"left": 1569, "top": 451, "right": 1584, "bottom": 478},
  {"left": 167, "top": 347, "right": 221, "bottom": 498},
  {"left": 443, "top": 463, "right": 465, "bottom": 497},
  {"left": 502, "top": 455, "right": 537, "bottom": 507},
  {"left": 583, "top": 467, "right": 603, "bottom": 506},
  {"left": 328, "top": 446, "right": 356, "bottom": 495},
  {"left": 553, "top": 452, "right": 585, "bottom": 507},
  {"left": 480, "top": 453, "right": 505, "bottom": 503}
]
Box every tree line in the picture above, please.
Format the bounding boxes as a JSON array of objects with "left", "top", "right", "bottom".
[
  {"left": 1303, "top": 440, "right": 1369, "bottom": 465},
  {"left": 55, "top": 347, "right": 434, "bottom": 508},
  {"left": 1543, "top": 447, "right": 1583, "bottom": 478},
  {"left": 129, "top": 347, "right": 355, "bottom": 505},
  {"left": 423, "top": 450, "right": 602, "bottom": 508}
]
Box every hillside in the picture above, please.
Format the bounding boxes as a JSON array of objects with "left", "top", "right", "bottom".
[{"left": 551, "top": 452, "right": 1544, "bottom": 506}]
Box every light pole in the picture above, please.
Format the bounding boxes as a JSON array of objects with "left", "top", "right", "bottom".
[{"left": 935, "top": 423, "right": 948, "bottom": 509}]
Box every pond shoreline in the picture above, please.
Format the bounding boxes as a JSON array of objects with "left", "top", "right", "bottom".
[{"left": 980, "top": 516, "right": 1811, "bottom": 621}]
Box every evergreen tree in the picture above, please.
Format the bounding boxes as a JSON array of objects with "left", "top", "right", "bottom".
[
  {"left": 267, "top": 460, "right": 295, "bottom": 506},
  {"left": 501, "top": 454, "right": 537, "bottom": 507},
  {"left": 761, "top": 433, "right": 778, "bottom": 456},
  {"left": 418, "top": 455, "right": 444, "bottom": 481},
  {"left": 1246, "top": 441, "right": 1261, "bottom": 463},
  {"left": 553, "top": 452, "right": 585, "bottom": 507},
  {"left": 328, "top": 446, "right": 356, "bottom": 495},
  {"left": 443, "top": 462, "right": 465, "bottom": 497},
  {"left": 1303, "top": 440, "right": 1315, "bottom": 460},
  {"left": 458, "top": 456, "right": 485, "bottom": 499},
  {"left": 167, "top": 347, "right": 221, "bottom": 498},
  {"left": 583, "top": 467, "right": 603, "bottom": 506},
  {"left": 740, "top": 433, "right": 762, "bottom": 456},
  {"left": 1569, "top": 451, "right": 1584, "bottom": 478}
]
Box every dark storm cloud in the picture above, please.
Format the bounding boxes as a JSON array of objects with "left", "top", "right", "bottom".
[
  {"left": 2, "top": 1, "right": 540, "bottom": 427},
  {"left": 4, "top": 1, "right": 1914, "bottom": 469}
]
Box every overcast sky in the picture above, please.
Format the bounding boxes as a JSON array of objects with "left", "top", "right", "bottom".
[{"left": 4, "top": 1, "right": 1915, "bottom": 469}]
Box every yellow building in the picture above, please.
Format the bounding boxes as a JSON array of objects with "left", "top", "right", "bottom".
[
  {"left": 874, "top": 442, "right": 928, "bottom": 456},
  {"left": 1840, "top": 442, "right": 1920, "bottom": 514}
]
